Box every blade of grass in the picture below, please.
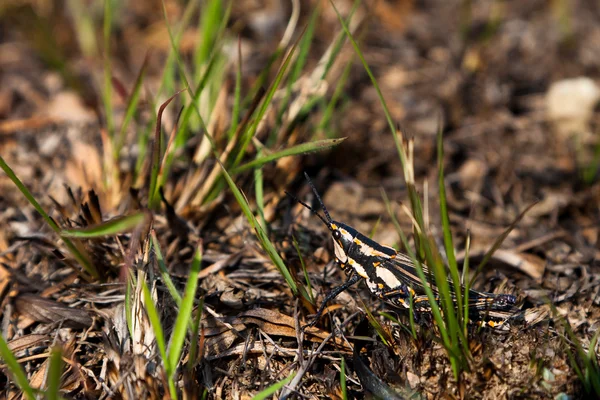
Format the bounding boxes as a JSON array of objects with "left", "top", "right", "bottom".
[
  {"left": 148, "top": 89, "right": 186, "bottom": 209},
  {"left": 232, "top": 138, "right": 346, "bottom": 174},
  {"left": 67, "top": 0, "right": 97, "bottom": 57},
  {"left": 162, "top": 0, "right": 231, "bottom": 150},
  {"left": 155, "top": 0, "right": 199, "bottom": 100},
  {"left": 61, "top": 212, "right": 147, "bottom": 238},
  {"left": 103, "top": 0, "right": 114, "bottom": 137},
  {"left": 142, "top": 278, "right": 174, "bottom": 398},
  {"left": 232, "top": 26, "right": 308, "bottom": 168},
  {"left": 360, "top": 298, "right": 391, "bottom": 346},
  {"left": 194, "top": 0, "right": 223, "bottom": 75},
  {"left": 251, "top": 373, "right": 296, "bottom": 400},
  {"left": 472, "top": 201, "right": 538, "bottom": 281},
  {"left": 187, "top": 296, "right": 204, "bottom": 372},
  {"left": 462, "top": 232, "right": 471, "bottom": 334},
  {"left": 115, "top": 52, "right": 150, "bottom": 154},
  {"left": 369, "top": 216, "right": 382, "bottom": 240},
  {"left": 46, "top": 345, "right": 63, "bottom": 400},
  {"left": 552, "top": 302, "right": 600, "bottom": 395},
  {"left": 273, "top": 4, "right": 321, "bottom": 134},
  {"left": 381, "top": 189, "right": 463, "bottom": 376},
  {"left": 340, "top": 357, "right": 348, "bottom": 400},
  {"left": 125, "top": 271, "right": 134, "bottom": 339},
  {"left": 0, "top": 335, "right": 36, "bottom": 400},
  {"left": 320, "top": 0, "right": 360, "bottom": 81},
  {"left": 217, "top": 160, "right": 299, "bottom": 295},
  {"left": 167, "top": 244, "right": 203, "bottom": 371},
  {"left": 0, "top": 155, "right": 98, "bottom": 279},
  {"left": 318, "top": 55, "right": 353, "bottom": 137},
  {"left": 292, "top": 235, "right": 314, "bottom": 305},
  {"left": 379, "top": 311, "right": 414, "bottom": 340},
  {"left": 254, "top": 153, "right": 267, "bottom": 231},
  {"left": 151, "top": 231, "right": 182, "bottom": 306},
  {"left": 227, "top": 37, "right": 243, "bottom": 140},
  {"left": 329, "top": 0, "right": 409, "bottom": 174},
  {"left": 437, "top": 122, "right": 458, "bottom": 274},
  {"left": 434, "top": 122, "right": 469, "bottom": 355}
]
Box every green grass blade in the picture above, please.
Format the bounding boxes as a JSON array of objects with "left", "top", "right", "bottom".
[
  {"left": 320, "top": 0, "right": 360, "bottom": 81},
  {"left": 341, "top": 357, "right": 347, "bottom": 400},
  {"left": 148, "top": 89, "right": 185, "bottom": 209},
  {"left": 462, "top": 232, "right": 471, "bottom": 334},
  {"left": 232, "top": 138, "right": 346, "bottom": 174},
  {"left": 436, "top": 122, "right": 458, "bottom": 273},
  {"left": 379, "top": 311, "right": 414, "bottom": 339},
  {"left": 167, "top": 245, "right": 202, "bottom": 373},
  {"left": 329, "top": 0, "right": 409, "bottom": 172},
  {"left": 232, "top": 28, "right": 306, "bottom": 167},
  {"left": 369, "top": 216, "right": 381, "bottom": 240},
  {"left": 61, "top": 212, "right": 146, "bottom": 238},
  {"left": 142, "top": 279, "right": 174, "bottom": 398},
  {"left": 170, "top": 50, "right": 219, "bottom": 153},
  {"left": 125, "top": 271, "right": 134, "bottom": 339},
  {"left": 292, "top": 235, "right": 314, "bottom": 305},
  {"left": 0, "top": 155, "right": 98, "bottom": 279},
  {"left": 0, "top": 335, "right": 36, "bottom": 400},
  {"left": 254, "top": 154, "right": 267, "bottom": 231},
  {"left": 251, "top": 373, "right": 296, "bottom": 400},
  {"left": 274, "top": 4, "right": 320, "bottom": 132},
  {"left": 103, "top": 0, "right": 114, "bottom": 137},
  {"left": 217, "top": 160, "right": 298, "bottom": 294},
  {"left": 46, "top": 345, "right": 63, "bottom": 400},
  {"left": 151, "top": 231, "right": 182, "bottom": 306},
  {"left": 318, "top": 55, "right": 353, "bottom": 136},
  {"left": 362, "top": 298, "right": 391, "bottom": 346},
  {"left": 473, "top": 201, "right": 538, "bottom": 280},
  {"left": 187, "top": 296, "right": 204, "bottom": 372},
  {"left": 381, "top": 190, "right": 459, "bottom": 369},
  {"left": 194, "top": 0, "right": 222, "bottom": 71},
  {"left": 228, "top": 38, "right": 243, "bottom": 139},
  {"left": 161, "top": 0, "right": 193, "bottom": 98},
  {"left": 155, "top": 0, "right": 198, "bottom": 100},
  {"left": 115, "top": 52, "right": 150, "bottom": 154}
]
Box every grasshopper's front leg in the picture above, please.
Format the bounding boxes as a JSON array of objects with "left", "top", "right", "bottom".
[{"left": 304, "top": 272, "right": 361, "bottom": 329}]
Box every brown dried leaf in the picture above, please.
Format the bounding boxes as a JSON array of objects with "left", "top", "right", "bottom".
[
  {"left": 15, "top": 294, "right": 93, "bottom": 328},
  {"left": 7, "top": 334, "right": 50, "bottom": 353},
  {"left": 457, "top": 248, "right": 545, "bottom": 282},
  {"left": 239, "top": 308, "right": 350, "bottom": 348}
]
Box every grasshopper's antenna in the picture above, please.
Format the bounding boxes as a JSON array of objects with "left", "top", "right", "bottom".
[
  {"left": 285, "top": 191, "right": 332, "bottom": 228},
  {"left": 303, "top": 172, "right": 333, "bottom": 224}
]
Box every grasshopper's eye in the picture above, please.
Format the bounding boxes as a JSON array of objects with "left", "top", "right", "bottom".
[{"left": 332, "top": 230, "right": 342, "bottom": 240}]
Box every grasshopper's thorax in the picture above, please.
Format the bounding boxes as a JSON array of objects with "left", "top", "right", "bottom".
[{"left": 329, "top": 221, "right": 398, "bottom": 271}]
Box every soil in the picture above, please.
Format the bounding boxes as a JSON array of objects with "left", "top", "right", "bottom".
[{"left": 1, "top": 0, "right": 599, "bottom": 399}]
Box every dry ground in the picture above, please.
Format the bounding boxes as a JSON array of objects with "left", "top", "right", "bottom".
[{"left": 1, "top": 0, "right": 599, "bottom": 399}]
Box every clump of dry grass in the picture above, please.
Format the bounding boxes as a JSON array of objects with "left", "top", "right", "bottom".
[{"left": 1, "top": 1, "right": 599, "bottom": 399}]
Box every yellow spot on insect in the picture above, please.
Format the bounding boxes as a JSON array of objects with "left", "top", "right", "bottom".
[
  {"left": 353, "top": 238, "right": 362, "bottom": 245},
  {"left": 373, "top": 261, "right": 381, "bottom": 267},
  {"left": 390, "top": 254, "right": 396, "bottom": 259},
  {"left": 488, "top": 320, "right": 497, "bottom": 328},
  {"left": 378, "top": 283, "right": 384, "bottom": 289},
  {"left": 408, "top": 287, "right": 416, "bottom": 296},
  {"left": 331, "top": 223, "right": 338, "bottom": 230},
  {"left": 348, "top": 259, "right": 355, "bottom": 265}
]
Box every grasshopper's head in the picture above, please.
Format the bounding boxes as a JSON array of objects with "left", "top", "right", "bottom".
[{"left": 327, "top": 221, "right": 358, "bottom": 265}]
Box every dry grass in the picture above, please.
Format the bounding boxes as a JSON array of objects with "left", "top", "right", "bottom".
[{"left": 0, "top": 1, "right": 599, "bottom": 399}]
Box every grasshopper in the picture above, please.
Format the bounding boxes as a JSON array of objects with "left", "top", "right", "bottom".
[{"left": 288, "top": 173, "right": 518, "bottom": 329}]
